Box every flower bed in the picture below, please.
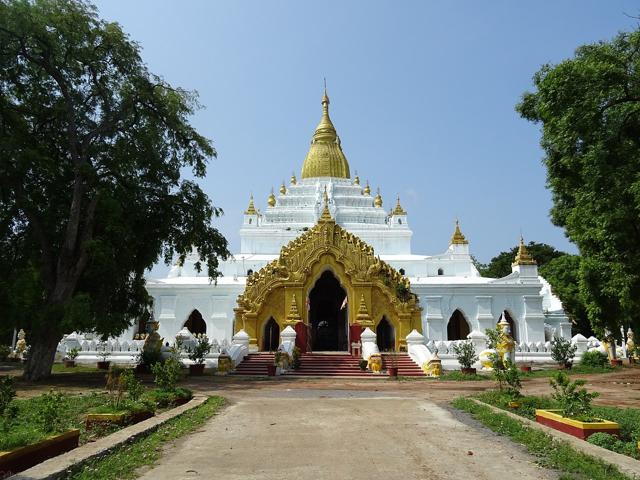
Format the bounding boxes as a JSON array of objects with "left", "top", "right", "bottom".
[
  {"left": 0, "top": 429, "right": 80, "bottom": 475},
  {"left": 535, "top": 409, "right": 619, "bottom": 440}
]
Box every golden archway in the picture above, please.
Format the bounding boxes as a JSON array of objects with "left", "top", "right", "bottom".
[{"left": 234, "top": 210, "right": 422, "bottom": 351}]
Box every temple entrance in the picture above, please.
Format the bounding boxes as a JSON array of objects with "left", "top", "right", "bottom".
[
  {"left": 503, "top": 310, "right": 518, "bottom": 342},
  {"left": 309, "top": 270, "right": 348, "bottom": 351},
  {"left": 262, "top": 317, "right": 280, "bottom": 351},
  {"left": 184, "top": 309, "right": 206, "bottom": 335},
  {"left": 376, "top": 316, "right": 395, "bottom": 351},
  {"left": 447, "top": 309, "right": 470, "bottom": 340}
]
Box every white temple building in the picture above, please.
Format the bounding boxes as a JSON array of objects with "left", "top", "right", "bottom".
[{"left": 118, "top": 89, "right": 572, "bottom": 359}]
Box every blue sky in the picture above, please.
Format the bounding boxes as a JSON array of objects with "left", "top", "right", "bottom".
[{"left": 94, "top": 0, "right": 638, "bottom": 272}]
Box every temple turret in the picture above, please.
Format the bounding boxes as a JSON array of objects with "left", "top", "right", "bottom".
[
  {"left": 448, "top": 220, "right": 470, "bottom": 254},
  {"left": 243, "top": 194, "right": 259, "bottom": 227},
  {"left": 390, "top": 196, "right": 408, "bottom": 228},
  {"left": 511, "top": 236, "right": 538, "bottom": 279}
]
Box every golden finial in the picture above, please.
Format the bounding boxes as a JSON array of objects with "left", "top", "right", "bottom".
[
  {"left": 356, "top": 294, "right": 371, "bottom": 322},
  {"left": 363, "top": 180, "right": 371, "bottom": 196},
  {"left": 290, "top": 172, "right": 297, "bottom": 185},
  {"left": 374, "top": 188, "right": 383, "bottom": 208},
  {"left": 450, "top": 219, "right": 469, "bottom": 245},
  {"left": 287, "top": 294, "right": 301, "bottom": 322},
  {"left": 392, "top": 195, "right": 407, "bottom": 215},
  {"left": 245, "top": 194, "right": 257, "bottom": 215},
  {"left": 267, "top": 188, "right": 276, "bottom": 207},
  {"left": 512, "top": 236, "right": 537, "bottom": 266},
  {"left": 354, "top": 171, "right": 360, "bottom": 186},
  {"left": 319, "top": 186, "right": 332, "bottom": 221},
  {"left": 279, "top": 182, "right": 287, "bottom": 195}
]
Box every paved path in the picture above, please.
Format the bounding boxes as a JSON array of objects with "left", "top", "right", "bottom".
[{"left": 138, "top": 388, "right": 556, "bottom": 480}]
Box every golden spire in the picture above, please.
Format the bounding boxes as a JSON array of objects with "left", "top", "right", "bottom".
[
  {"left": 512, "top": 236, "right": 537, "bottom": 266},
  {"left": 374, "top": 188, "right": 383, "bottom": 208},
  {"left": 245, "top": 194, "right": 257, "bottom": 215},
  {"left": 363, "top": 180, "right": 371, "bottom": 196},
  {"left": 354, "top": 171, "right": 360, "bottom": 186},
  {"left": 290, "top": 172, "right": 297, "bottom": 185},
  {"left": 300, "top": 87, "right": 351, "bottom": 179},
  {"left": 286, "top": 294, "right": 301, "bottom": 323},
  {"left": 319, "top": 185, "right": 333, "bottom": 221},
  {"left": 392, "top": 196, "right": 407, "bottom": 215},
  {"left": 279, "top": 182, "right": 287, "bottom": 195},
  {"left": 450, "top": 220, "right": 469, "bottom": 245},
  {"left": 356, "top": 294, "right": 371, "bottom": 323},
  {"left": 267, "top": 188, "right": 276, "bottom": 207}
]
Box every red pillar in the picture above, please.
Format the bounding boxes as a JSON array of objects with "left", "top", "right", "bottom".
[{"left": 294, "top": 322, "right": 308, "bottom": 353}]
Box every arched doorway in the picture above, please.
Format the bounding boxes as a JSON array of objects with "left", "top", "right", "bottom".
[
  {"left": 447, "top": 309, "right": 470, "bottom": 340},
  {"left": 262, "top": 317, "right": 280, "bottom": 352},
  {"left": 503, "top": 310, "right": 518, "bottom": 343},
  {"left": 184, "top": 309, "right": 206, "bottom": 335},
  {"left": 376, "top": 316, "right": 395, "bottom": 351},
  {"left": 309, "top": 270, "right": 348, "bottom": 351}
]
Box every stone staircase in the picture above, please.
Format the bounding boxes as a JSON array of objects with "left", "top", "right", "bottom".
[{"left": 232, "top": 352, "right": 425, "bottom": 377}]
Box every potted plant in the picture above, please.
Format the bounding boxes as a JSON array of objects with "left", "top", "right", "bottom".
[
  {"left": 359, "top": 359, "right": 368, "bottom": 371},
  {"left": 187, "top": 337, "right": 211, "bottom": 375},
  {"left": 96, "top": 342, "right": 111, "bottom": 370},
  {"left": 551, "top": 335, "right": 577, "bottom": 369},
  {"left": 64, "top": 347, "right": 80, "bottom": 368},
  {"left": 519, "top": 363, "right": 532, "bottom": 373},
  {"left": 274, "top": 350, "right": 290, "bottom": 374},
  {"left": 535, "top": 372, "right": 619, "bottom": 439},
  {"left": 452, "top": 339, "right": 478, "bottom": 374},
  {"left": 291, "top": 346, "right": 301, "bottom": 370}
]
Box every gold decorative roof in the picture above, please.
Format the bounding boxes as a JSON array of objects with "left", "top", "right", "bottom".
[
  {"left": 245, "top": 195, "right": 257, "bottom": 215},
  {"left": 267, "top": 188, "right": 276, "bottom": 207},
  {"left": 374, "top": 188, "right": 383, "bottom": 208},
  {"left": 300, "top": 89, "right": 351, "bottom": 179},
  {"left": 392, "top": 196, "right": 407, "bottom": 216},
  {"left": 279, "top": 182, "right": 287, "bottom": 195},
  {"left": 512, "top": 236, "right": 537, "bottom": 266},
  {"left": 319, "top": 186, "right": 332, "bottom": 221},
  {"left": 286, "top": 294, "right": 301, "bottom": 323},
  {"left": 356, "top": 293, "right": 371, "bottom": 322},
  {"left": 363, "top": 181, "right": 371, "bottom": 196},
  {"left": 450, "top": 220, "right": 469, "bottom": 245}
]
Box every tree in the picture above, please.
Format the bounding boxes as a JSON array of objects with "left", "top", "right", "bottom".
[
  {"left": 0, "top": 0, "right": 230, "bottom": 380},
  {"left": 539, "top": 254, "right": 592, "bottom": 337},
  {"left": 479, "top": 241, "right": 564, "bottom": 278},
  {"left": 517, "top": 29, "right": 640, "bottom": 338}
]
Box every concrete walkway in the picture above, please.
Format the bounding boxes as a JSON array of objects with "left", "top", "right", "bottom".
[{"left": 138, "top": 388, "right": 556, "bottom": 480}]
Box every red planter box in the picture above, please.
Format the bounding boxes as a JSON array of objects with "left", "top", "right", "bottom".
[
  {"left": 535, "top": 409, "right": 619, "bottom": 440},
  {"left": 0, "top": 429, "right": 79, "bottom": 476},
  {"left": 189, "top": 364, "right": 205, "bottom": 376}
]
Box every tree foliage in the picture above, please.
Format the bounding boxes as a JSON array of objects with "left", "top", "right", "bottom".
[
  {"left": 517, "top": 29, "right": 640, "bottom": 338},
  {"left": 0, "top": 0, "right": 230, "bottom": 379}
]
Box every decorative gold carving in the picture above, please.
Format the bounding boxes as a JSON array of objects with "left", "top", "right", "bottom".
[
  {"left": 353, "top": 172, "right": 360, "bottom": 186},
  {"left": 356, "top": 293, "right": 372, "bottom": 325},
  {"left": 450, "top": 220, "right": 468, "bottom": 245},
  {"left": 363, "top": 181, "right": 371, "bottom": 196},
  {"left": 245, "top": 195, "right": 257, "bottom": 215},
  {"left": 300, "top": 89, "right": 350, "bottom": 179},
  {"left": 392, "top": 196, "right": 407, "bottom": 216},
  {"left": 280, "top": 182, "right": 287, "bottom": 195},
  {"left": 286, "top": 293, "right": 301, "bottom": 324},
  {"left": 512, "top": 236, "right": 536, "bottom": 266},
  {"left": 291, "top": 173, "right": 297, "bottom": 185},
  {"left": 234, "top": 214, "right": 422, "bottom": 349}
]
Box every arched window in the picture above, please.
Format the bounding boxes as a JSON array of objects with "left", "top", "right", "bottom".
[
  {"left": 447, "top": 309, "right": 470, "bottom": 340},
  {"left": 398, "top": 219, "right": 402, "bottom": 225},
  {"left": 249, "top": 218, "right": 252, "bottom": 224},
  {"left": 399, "top": 268, "right": 405, "bottom": 275},
  {"left": 437, "top": 268, "right": 444, "bottom": 276},
  {"left": 247, "top": 269, "right": 253, "bottom": 276},
  {"left": 183, "top": 309, "right": 206, "bottom": 335}
]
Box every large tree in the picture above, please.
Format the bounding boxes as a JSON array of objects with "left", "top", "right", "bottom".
[
  {"left": 0, "top": 0, "right": 230, "bottom": 380},
  {"left": 517, "top": 29, "right": 640, "bottom": 339}
]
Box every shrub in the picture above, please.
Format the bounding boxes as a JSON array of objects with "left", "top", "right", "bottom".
[
  {"left": 580, "top": 350, "right": 609, "bottom": 368},
  {"left": 187, "top": 337, "right": 211, "bottom": 365},
  {"left": 152, "top": 357, "right": 182, "bottom": 392},
  {"left": 291, "top": 347, "right": 301, "bottom": 370},
  {"left": 0, "top": 345, "right": 10, "bottom": 361},
  {"left": 274, "top": 350, "right": 290, "bottom": 368},
  {"left": 551, "top": 335, "right": 577, "bottom": 368},
  {"left": 39, "top": 390, "right": 68, "bottom": 433},
  {"left": 359, "top": 359, "right": 368, "bottom": 371},
  {"left": 65, "top": 347, "right": 80, "bottom": 360},
  {"left": 138, "top": 348, "right": 162, "bottom": 367},
  {"left": 452, "top": 340, "right": 478, "bottom": 369},
  {"left": 550, "top": 371, "right": 598, "bottom": 420},
  {"left": 0, "top": 376, "right": 16, "bottom": 431},
  {"left": 120, "top": 369, "right": 144, "bottom": 401},
  {"left": 587, "top": 432, "right": 638, "bottom": 458}
]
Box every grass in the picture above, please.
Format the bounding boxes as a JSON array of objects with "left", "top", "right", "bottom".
[
  {"left": 519, "top": 365, "right": 618, "bottom": 378},
  {"left": 0, "top": 392, "right": 119, "bottom": 451},
  {"left": 68, "top": 396, "right": 226, "bottom": 480},
  {"left": 452, "top": 397, "right": 632, "bottom": 480},
  {"left": 51, "top": 363, "right": 103, "bottom": 374}
]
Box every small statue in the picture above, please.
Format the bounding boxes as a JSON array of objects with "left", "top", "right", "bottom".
[
  {"left": 368, "top": 353, "right": 382, "bottom": 373},
  {"left": 217, "top": 354, "right": 233, "bottom": 375},
  {"left": 423, "top": 350, "right": 442, "bottom": 377},
  {"left": 13, "top": 329, "right": 28, "bottom": 360}
]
